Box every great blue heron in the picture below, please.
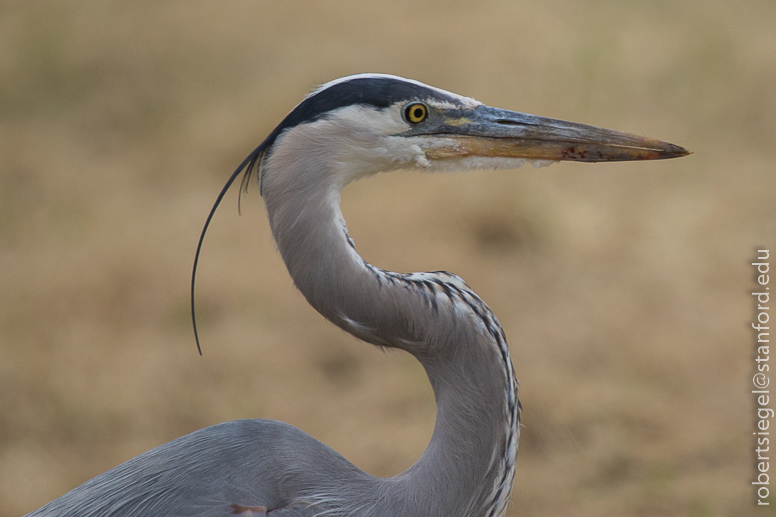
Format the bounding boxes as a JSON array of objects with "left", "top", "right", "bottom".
[{"left": 26, "top": 74, "right": 689, "bottom": 517}]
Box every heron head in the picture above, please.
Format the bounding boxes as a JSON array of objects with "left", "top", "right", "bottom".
[{"left": 253, "top": 74, "right": 689, "bottom": 192}]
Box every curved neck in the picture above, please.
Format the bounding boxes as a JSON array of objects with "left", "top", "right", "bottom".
[{"left": 261, "top": 154, "right": 518, "bottom": 517}]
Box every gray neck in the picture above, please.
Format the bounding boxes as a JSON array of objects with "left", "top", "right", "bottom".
[{"left": 261, "top": 156, "right": 518, "bottom": 517}]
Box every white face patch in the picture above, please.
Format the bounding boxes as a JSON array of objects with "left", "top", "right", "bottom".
[
  {"left": 267, "top": 104, "right": 427, "bottom": 188},
  {"left": 329, "top": 104, "right": 409, "bottom": 136}
]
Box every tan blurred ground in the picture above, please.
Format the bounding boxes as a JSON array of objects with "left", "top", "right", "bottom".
[{"left": 1, "top": 1, "right": 774, "bottom": 516}]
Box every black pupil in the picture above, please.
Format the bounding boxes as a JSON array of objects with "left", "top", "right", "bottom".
[{"left": 412, "top": 107, "right": 424, "bottom": 120}]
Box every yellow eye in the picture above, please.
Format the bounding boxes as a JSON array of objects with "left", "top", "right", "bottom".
[{"left": 405, "top": 102, "right": 428, "bottom": 124}]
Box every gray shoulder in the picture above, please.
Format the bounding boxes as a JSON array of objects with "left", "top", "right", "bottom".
[{"left": 25, "top": 419, "right": 372, "bottom": 517}]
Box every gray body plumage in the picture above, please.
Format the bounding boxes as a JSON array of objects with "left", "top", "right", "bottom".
[{"left": 26, "top": 74, "right": 688, "bottom": 517}]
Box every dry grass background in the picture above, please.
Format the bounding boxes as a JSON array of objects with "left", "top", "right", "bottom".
[{"left": 1, "top": 0, "right": 774, "bottom": 515}]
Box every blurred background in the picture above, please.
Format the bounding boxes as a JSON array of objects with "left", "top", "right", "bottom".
[{"left": 1, "top": 1, "right": 773, "bottom": 515}]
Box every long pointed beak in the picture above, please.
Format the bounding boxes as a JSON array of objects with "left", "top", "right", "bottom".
[{"left": 416, "top": 105, "right": 690, "bottom": 162}]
